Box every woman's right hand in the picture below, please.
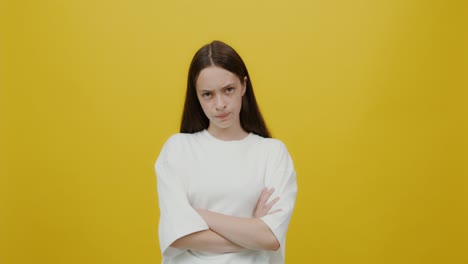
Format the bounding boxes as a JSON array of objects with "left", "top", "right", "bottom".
[{"left": 253, "top": 187, "right": 281, "bottom": 218}]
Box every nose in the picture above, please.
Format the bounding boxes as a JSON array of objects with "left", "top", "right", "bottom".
[{"left": 215, "top": 94, "right": 226, "bottom": 111}]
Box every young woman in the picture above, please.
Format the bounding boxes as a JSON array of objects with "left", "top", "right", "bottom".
[{"left": 155, "top": 40, "right": 297, "bottom": 264}]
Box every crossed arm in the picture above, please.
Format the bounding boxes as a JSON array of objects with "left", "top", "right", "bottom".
[{"left": 170, "top": 187, "right": 281, "bottom": 253}]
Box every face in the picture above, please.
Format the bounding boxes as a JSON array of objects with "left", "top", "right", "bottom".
[{"left": 196, "top": 66, "right": 247, "bottom": 133}]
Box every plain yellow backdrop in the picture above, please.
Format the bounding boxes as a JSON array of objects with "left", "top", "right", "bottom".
[{"left": 1, "top": 0, "right": 466, "bottom": 263}]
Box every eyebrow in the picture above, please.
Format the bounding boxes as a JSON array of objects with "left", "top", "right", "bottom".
[{"left": 199, "top": 82, "right": 235, "bottom": 93}]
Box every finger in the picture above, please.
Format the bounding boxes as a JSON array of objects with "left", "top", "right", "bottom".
[
  {"left": 261, "top": 188, "right": 275, "bottom": 208},
  {"left": 259, "top": 187, "right": 273, "bottom": 203},
  {"left": 256, "top": 187, "right": 269, "bottom": 206},
  {"left": 265, "top": 196, "right": 280, "bottom": 211},
  {"left": 254, "top": 188, "right": 271, "bottom": 217},
  {"left": 258, "top": 187, "right": 272, "bottom": 207},
  {"left": 263, "top": 189, "right": 273, "bottom": 208},
  {"left": 268, "top": 208, "right": 283, "bottom": 215}
]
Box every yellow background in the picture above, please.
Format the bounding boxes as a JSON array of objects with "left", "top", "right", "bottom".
[{"left": 1, "top": 0, "right": 466, "bottom": 263}]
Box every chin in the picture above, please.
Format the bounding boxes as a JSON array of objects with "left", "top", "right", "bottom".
[{"left": 211, "top": 122, "right": 233, "bottom": 130}]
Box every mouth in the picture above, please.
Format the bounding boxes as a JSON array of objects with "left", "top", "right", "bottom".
[{"left": 215, "top": 113, "right": 230, "bottom": 119}]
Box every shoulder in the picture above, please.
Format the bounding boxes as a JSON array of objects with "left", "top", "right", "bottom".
[
  {"left": 257, "top": 137, "right": 294, "bottom": 168},
  {"left": 257, "top": 137, "right": 289, "bottom": 153},
  {"left": 157, "top": 132, "right": 202, "bottom": 162},
  {"left": 162, "top": 132, "right": 202, "bottom": 148},
  {"left": 165, "top": 132, "right": 193, "bottom": 142}
]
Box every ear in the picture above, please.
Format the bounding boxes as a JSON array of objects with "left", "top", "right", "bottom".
[{"left": 242, "top": 76, "right": 248, "bottom": 96}]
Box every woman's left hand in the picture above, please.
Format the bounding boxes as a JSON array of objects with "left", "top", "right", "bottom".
[{"left": 253, "top": 187, "right": 281, "bottom": 218}]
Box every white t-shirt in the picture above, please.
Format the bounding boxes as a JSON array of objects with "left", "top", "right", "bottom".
[{"left": 155, "top": 130, "right": 297, "bottom": 264}]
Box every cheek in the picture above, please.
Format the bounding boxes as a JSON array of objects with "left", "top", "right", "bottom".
[
  {"left": 198, "top": 99, "right": 212, "bottom": 116},
  {"left": 235, "top": 96, "right": 243, "bottom": 113}
]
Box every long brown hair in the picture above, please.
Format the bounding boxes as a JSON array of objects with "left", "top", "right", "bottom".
[{"left": 180, "top": 40, "right": 271, "bottom": 138}]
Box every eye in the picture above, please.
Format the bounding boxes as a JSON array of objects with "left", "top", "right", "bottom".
[
  {"left": 226, "top": 87, "right": 234, "bottom": 93},
  {"left": 202, "top": 92, "right": 211, "bottom": 98}
]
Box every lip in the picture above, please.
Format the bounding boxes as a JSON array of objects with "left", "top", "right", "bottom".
[{"left": 215, "top": 113, "right": 230, "bottom": 119}]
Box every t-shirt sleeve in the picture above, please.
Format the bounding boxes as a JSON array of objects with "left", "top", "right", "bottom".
[
  {"left": 155, "top": 135, "right": 209, "bottom": 258},
  {"left": 260, "top": 140, "right": 298, "bottom": 262}
]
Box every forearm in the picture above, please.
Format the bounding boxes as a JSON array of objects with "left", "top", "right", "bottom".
[
  {"left": 197, "top": 209, "right": 280, "bottom": 251},
  {"left": 170, "top": 229, "right": 245, "bottom": 253}
]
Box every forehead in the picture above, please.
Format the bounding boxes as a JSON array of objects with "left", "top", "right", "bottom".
[{"left": 196, "top": 66, "right": 240, "bottom": 90}]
